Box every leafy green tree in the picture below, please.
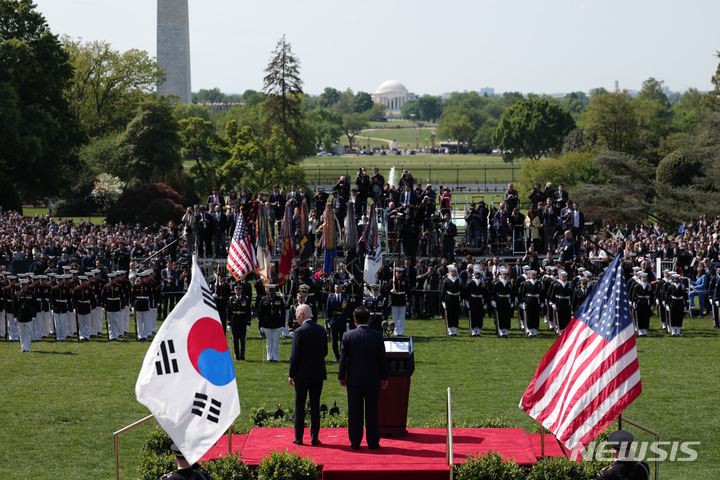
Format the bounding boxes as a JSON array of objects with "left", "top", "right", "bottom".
[
  {"left": 363, "top": 102, "right": 387, "bottom": 122},
  {"left": 492, "top": 99, "right": 575, "bottom": 162},
  {"left": 193, "top": 87, "right": 224, "bottom": 104},
  {"left": 0, "top": 0, "right": 84, "bottom": 201},
  {"left": 400, "top": 99, "right": 419, "bottom": 120},
  {"left": 306, "top": 108, "right": 343, "bottom": 151},
  {"left": 79, "top": 133, "right": 123, "bottom": 177},
  {"left": 560, "top": 91, "right": 590, "bottom": 117},
  {"left": 116, "top": 99, "right": 182, "bottom": 185},
  {"left": 516, "top": 151, "right": 596, "bottom": 201},
  {"left": 417, "top": 95, "right": 443, "bottom": 122},
  {"left": 179, "top": 117, "right": 217, "bottom": 182},
  {"left": 317, "top": 87, "right": 340, "bottom": 109},
  {"left": 262, "top": 35, "right": 306, "bottom": 156},
  {"left": 174, "top": 103, "right": 211, "bottom": 121},
  {"left": 332, "top": 88, "right": 355, "bottom": 115},
  {"left": 671, "top": 87, "right": 707, "bottom": 132},
  {"left": 353, "top": 91, "right": 373, "bottom": 113},
  {"left": 581, "top": 91, "right": 639, "bottom": 154},
  {"left": 342, "top": 112, "right": 368, "bottom": 149},
  {"left": 64, "top": 38, "right": 163, "bottom": 137}
]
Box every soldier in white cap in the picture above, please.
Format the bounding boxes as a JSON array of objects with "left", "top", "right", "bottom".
[
  {"left": 596, "top": 430, "right": 649, "bottom": 480},
  {"left": 441, "top": 265, "right": 463, "bottom": 336},
  {"left": 258, "top": 284, "right": 285, "bottom": 361},
  {"left": 549, "top": 270, "right": 573, "bottom": 334},
  {"left": 15, "top": 278, "right": 35, "bottom": 352},
  {"left": 518, "top": 270, "right": 544, "bottom": 336},
  {"left": 664, "top": 273, "right": 687, "bottom": 336},
  {"left": 463, "top": 265, "right": 487, "bottom": 337},
  {"left": 631, "top": 273, "right": 653, "bottom": 336},
  {"left": 656, "top": 269, "right": 672, "bottom": 331},
  {"left": 491, "top": 268, "right": 513, "bottom": 337}
]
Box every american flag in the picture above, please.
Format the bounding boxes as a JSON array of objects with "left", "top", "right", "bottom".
[
  {"left": 226, "top": 212, "right": 257, "bottom": 280},
  {"left": 519, "top": 253, "right": 641, "bottom": 452}
]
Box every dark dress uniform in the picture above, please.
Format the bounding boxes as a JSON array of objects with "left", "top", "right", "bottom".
[
  {"left": 213, "top": 281, "right": 232, "bottom": 332},
  {"left": 325, "top": 291, "right": 349, "bottom": 360},
  {"left": 14, "top": 287, "right": 35, "bottom": 351},
  {"left": 228, "top": 292, "right": 252, "bottom": 360},
  {"left": 441, "top": 275, "right": 463, "bottom": 336},
  {"left": 463, "top": 277, "right": 487, "bottom": 335},
  {"left": 73, "top": 284, "right": 96, "bottom": 340},
  {"left": 364, "top": 294, "right": 388, "bottom": 332},
  {"left": 664, "top": 280, "right": 688, "bottom": 335},
  {"left": 572, "top": 284, "right": 590, "bottom": 316},
  {"left": 656, "top": 276, "right": 670, "bottom": 329},
  {"left": 596, "top": 459, "right": 650, "bottom": 480},
  {"left": 550, "top": 280, "right": 573, "bottom": 331},
  {"left": 491, "top": 277, "right": 514, "bottom": 336},
  {"left": 632, "top": 281, "right": 654, "bottom": 334},
  {"left": 519, "top": 279, "right": 545, "bottom": 334},
  {"left": 51, "top": 282, "right": 71, "bottom": 341},
  {"left": 102, "top": 281, "right": 124, "bottom": 340},
  {"left": 289, "top": 299, "right": 318, "bottom": 332}
]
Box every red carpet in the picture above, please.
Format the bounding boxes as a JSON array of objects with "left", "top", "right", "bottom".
[{"left": 202, "top": 428, "right": 569, "bottom": 480}]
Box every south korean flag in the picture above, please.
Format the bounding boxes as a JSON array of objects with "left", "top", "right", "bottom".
[{"left": 135, "top": 255, "right": 240, "bottom": 464}]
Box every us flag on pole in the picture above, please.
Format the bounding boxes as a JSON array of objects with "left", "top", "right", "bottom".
[
  {"left": 226, "top": 212, "right": 257, "bottom": 280},
  {"left": 519, "top": 252, "right": 641, "bottom": 452}
]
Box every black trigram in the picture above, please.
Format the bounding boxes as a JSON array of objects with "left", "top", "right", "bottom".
[
  {"left": 191, "top": 393, "right": 222, "bottom": 423},
  {"left": 155, "top": 340, "right": 179, "bottom": 375},
  {"left": 200, "top": 285, "right": 218, "bottom": 312}
]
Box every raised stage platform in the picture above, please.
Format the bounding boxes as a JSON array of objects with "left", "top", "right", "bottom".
[{"left": 201, "top": 428, "right": 570, "bottom": 479}]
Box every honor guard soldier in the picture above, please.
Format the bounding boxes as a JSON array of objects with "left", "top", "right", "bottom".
[
  {"left": 326, "top": 283, "right": 349, "bottom": 361},
  {"left": 491, "top": 268, "right": 514, "bottom": 337},
  {"left": 364, "top": 284, "right": 388, "bottom": 332},
  {"left": 39, "top": 275, "right": 53, "bottom": 339},
  {"left": 519, "top": 270, "right": 544, "bottom": 337},
  {"left": 572, "top": 277, "right": 591, "bottom": 317},
  {"left": 132, "top": 272, "right": 152, "bottom": 340},
  {"left": 5, "top": 275, "right": 21, "bottom": 341},
  {"left": 389, "top": 267, "right": 409, "bottom": 336},
  {"left": 51, "top": 274, "right": 71, "bottom": 341},
  {"left": 74, "top": 275, "right": 96, "bottom": 341},
  {"left": 30, "top": 275, "right": 43, "bottom": 340},
  {"left": 147, "top": 269, "right": 161, "bottom": 336},
  {"left": 91, "top": 270, "right": 105, "bottom": 336},
  {"left": 631, "top": 273, "right": 654, "bottom": 336},
  {"left": 257, "top": 284, "right": 285, "bottom": 361},
  {"left": 103, "top": 273, "right": 124, "bottom": 340},
  {"left": 441, "top": 266, "right": 463, "bottom": 336},
  {"left": 0, "top": 273, "right": 7, "bottom": 339},
  {"left": 665, "top": 273, "right": 688, "bottom": 336},
  {"left": 596, "top": 430, "right": 650, "bottom": 480},
  {"left": 656, "top": 270, "right": 671, "bottom": 331},
  {"left": 119, "top": 270, "right": 132, "bottom": 336},
  {"left": 213, "top": 274, "right": 232, "bottom": 332},
  {"left": 228, "top": 284, "right": 252, "bottom": 360},
  {"left": 289, "top": 285, "right": 317, "bottom": 332},
  {"left": 549, "top": 270, "right": 573, "bottom": 334},
  {"left": 464, "top": 266, "right": 488, "bottom": 337},
  {"left": 15, "top": 278, "right": 35, "bottom": 352}
]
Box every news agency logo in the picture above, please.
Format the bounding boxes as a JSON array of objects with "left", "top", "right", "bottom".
[{"left": 572, "top": 441, "right": 700, "bottom": 462}]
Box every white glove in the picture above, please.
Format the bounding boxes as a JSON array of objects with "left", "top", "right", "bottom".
[
  {"left": 552, "top": 304, "right": 557, "bottom": 311},
  {"left": 442, "top": 302, "right": 446, "bottom": 309},
  {"left": 716, "top": 301, "right": 719, "bottom": 307},
  {"left": 521, "top": 303, "right": 526, "bottom": 310},
  {"left": 655, "top": 300, "right": 659, "bottom": 305},
  {"left": 510, "top": 302, "right": 514, "bottom": 309},
  {"left": 666, "top": 305, "right": 670, "bottom": 312},
  {"left": 246, "top": 325, "right": 250, "bottom": 331},
  {"left": 465, "top": 301, "right": 470, "bottom": 308},
  {"left": 491, "top": 301, "right": 497, "bottom": 308}
]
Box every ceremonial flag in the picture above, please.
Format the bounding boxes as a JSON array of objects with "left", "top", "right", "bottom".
[
  {"left": 255, "top": 202, "right": 274, "bottom": 287},
  {"left": 278, "top": 202, "right": 295, "bottom": 285},
  {"left": 297, "top": 200, "right": 312, "bottom": 285},
  {"left": 226, "top": 209, "right": 257, "bottom": 280},
  {"left": 136, "top": 255, "right": 240, "bottom": 464},
  {"left": 519, "top": 253, "right": 641, "bottom": 453},
  {"left": 321, "top": 202, "right": 337, "bottom": 281},
  {"left": 363, "top": 203, "right": 382, "bottom": 286}
]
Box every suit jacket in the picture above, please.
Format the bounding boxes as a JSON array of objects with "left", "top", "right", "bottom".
[
  {"left": 338, "top": 325, "right": 388, "bottom": 386},
  {"left": 212, "top": 212, "right": 228, "bottom": 233},
  {"left": 289, "top": 320, "right": 327, "bottom": 383},
  {"left": 206, "top": 194, "right": 225, "bottom": 209}
]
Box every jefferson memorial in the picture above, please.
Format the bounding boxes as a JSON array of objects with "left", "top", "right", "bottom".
[{"left": 371, "top": 80, "right": 416, "bottom": 115}]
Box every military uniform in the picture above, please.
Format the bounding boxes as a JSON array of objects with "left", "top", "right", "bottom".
[
  {"left": 132, "top": 275, "right": 153, "bottom": 340},
  {"left": 441, "top": 272, "right": 463, "bottom": 336},
  {"left": 463, "top": 272, "right": 488, "bottom": 336},
  {"left": 631, "top": 277, "right": 654, "bottom": 336},
  {"left": 389, "top": 272, "right": 409, "bottom": 336},
  {"left": 364, "top": 289, "right": 388, "bottom": 332},
  {"left": 664, "top": 276, "right": 687, "bottom": 336},
  {"left": 596, "top": 430, "right": 650, "bottom": 480},
  {"left": 257, "top": 289, "right": 285, "bottom": 361},
  {"left": 518, "top": 276, "right": 544, "bottom": 336},
  {"left": 51, "top": 278, "right": 71, "bottom": 341},
  {"left": 491, "top": 275, "right": 514, "bottom": 337},
  {"left": 14, "top": 282, "right": 35, "bottom": 352},
  {"left": 549, "top": 276, "right": 573, "bottom": 333},
  {"left": 73, "top": 280, "right": 96, "bottom": 341},
  {"left": 325, "top": 288, "right": 349, "bottom": 360},
  {"left": 102, "top": 276, "right": 125, "bottom": 340},
  {"left": 228, "top": 289, "right": 252, "bottom": 360},
  {"left": 213, "top": 278, "right": 232, "bottom": 332}
]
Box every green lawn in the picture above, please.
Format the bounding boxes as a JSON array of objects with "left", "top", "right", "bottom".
[
  {"left": 22, "top": 207, "right": 106, "bottom": 225},
  {"left": 0, "top": 312, "right": 717, "bottom": 479},
  {"left": 302, "top": 154, "right": 520, "bottom": 187},
  {"left": 357, "top": 126, "right": 437, "bottom": 149}
]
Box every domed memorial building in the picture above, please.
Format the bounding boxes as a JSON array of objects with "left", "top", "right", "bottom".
[{"left": 371, "top": 80, "right": 416, "bottom": 116}]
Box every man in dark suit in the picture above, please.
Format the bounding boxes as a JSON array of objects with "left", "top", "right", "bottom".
[
  {"left": 206, "top": 186, "right": 225, "bottom": 211},
  {"left": 338, "top": 306, "right": 389, "bottom": 450},
  {"left": 288, "top": 304, "right": 327, "bottom": 446},
  {"left": 211, "top": 204, "right": 228, "bottom": 257}
]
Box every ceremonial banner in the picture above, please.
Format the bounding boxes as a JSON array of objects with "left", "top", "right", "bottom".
[
  {"left": 519, "top": 253, "right": 641, "bottom": 452},
  {"left": 363, "top": 203, "right": 382, "bottom": 286},
  {"left": 136, "top": 255, "right": 240, "bottom": 464},
  {"left": 255, "top": 202, "right": 274, "bottom": 287},
  {"left": 226, "top": 209, "right": 257, "bottom": 280},
  {"left": 278, "top": 202, "right": 295, "bottom": 286},
  {"left": 321, "top": 202, "right": 337, "bottom": 282},
  {"left": 297, "top": 200, "right": 312, "bottom": 285}
]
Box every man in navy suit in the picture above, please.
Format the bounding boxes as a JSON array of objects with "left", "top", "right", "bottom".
[
  {"left": 288, "top": 304, "right": 327, "bottom": 445},
  {"left": 338, "top": 306, "right": 389, "bottom": 450}
]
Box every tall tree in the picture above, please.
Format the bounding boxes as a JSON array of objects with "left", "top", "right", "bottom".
[
  {"left": 0, "top": 0, "right": 84, "bottom": 201},
  {"left": 342, "top": 113, "right": 368, "bottom": 149},
  {"left": 492, "top": 98, "right": 575, "bottom": 162},
  {"left": 581, "top": 91, "right": 639, "bottom": 154},
  {"left": 417, "top": 95, "right": 443, "bottom": 122},
  {"left": 353, "top": 91, "right": 374, "bottom": 113},
  {"left": 262, "top": 35, "right": 305, "bottom": 156},
  {"left": 116, "top": 99, "right": 182, "bottom": 185},
  {"left": 64, "top": 38, "right": 163, "bottom": 137}
]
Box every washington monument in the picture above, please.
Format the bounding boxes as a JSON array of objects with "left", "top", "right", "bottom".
[{"left": 157, "top": 0, "right": 192, "bottom": 104}]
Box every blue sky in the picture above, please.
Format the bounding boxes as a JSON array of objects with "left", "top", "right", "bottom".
[{"left": 34, "top": 0, "right": 720, "bottom": 97}]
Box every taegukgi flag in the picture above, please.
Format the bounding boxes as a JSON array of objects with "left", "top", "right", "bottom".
[{"left": 136, "top": 255, "right": 240, "bottom": 464}]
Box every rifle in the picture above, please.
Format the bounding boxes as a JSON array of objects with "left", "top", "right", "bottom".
[{"left": 493, "top": 308, "right": 500, "bottom": 336}]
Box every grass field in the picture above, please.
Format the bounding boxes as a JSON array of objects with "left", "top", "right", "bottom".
[
  {"left": 21, "top": 207, "right": 106, "bottom": 225},
  {"left": 356, "top": 126, "right": 437, "bottom": 149},
  {"left": 1, "top": 311, "right": 717, "bottom": 479},
  {"left": 302, "top": 154, "right": 521, "bottom": 187}
]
